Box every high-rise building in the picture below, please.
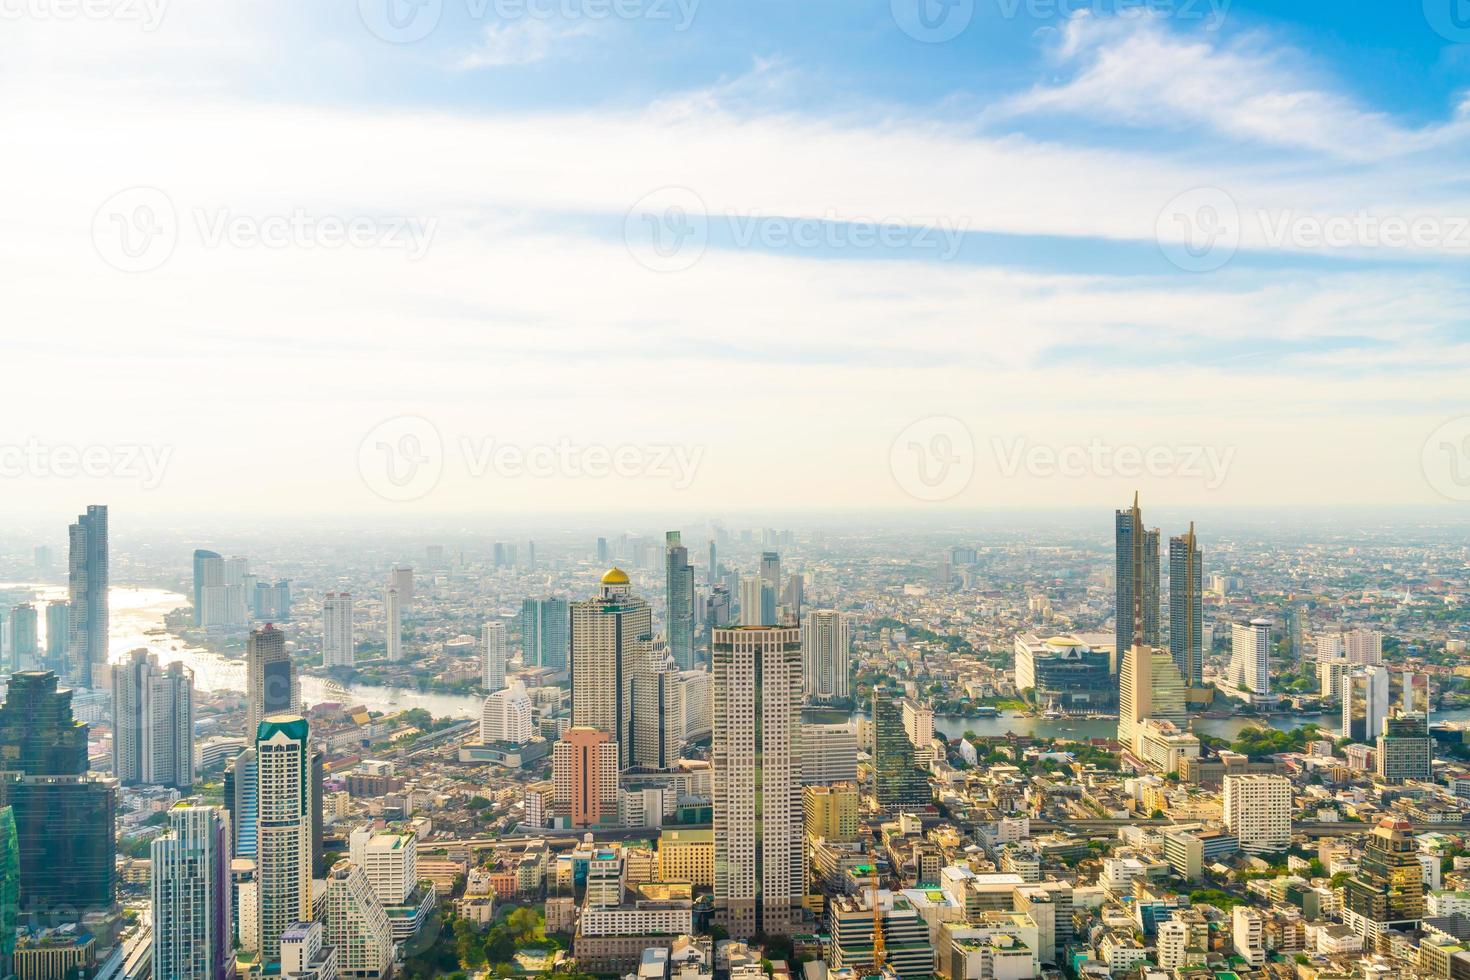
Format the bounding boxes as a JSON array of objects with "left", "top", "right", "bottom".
[
  {"left": 255, "top": 715, "right": 313, "bottom": 962},
  {"left": 323, "top": 592, "right": 355, "bottom": 668},
  {"left": 0, "top": 806, "right": 17, "bottom": 978},
  {"left": 759, "top": 552, "right": 781, "bottom": 625},
  {"left": 665, "top": 532, "right": 697, "bottom": 671},
  {"left": 873, "top": 684, "right": 929, "bottom": 812},
  {"left": 781, "top": 573, "right": 803, "bottom": 626},
  {"left": 383, "top": 586, "right": 403, "bottom": 661},
  {"left": 8, "top": 605, "right": 38, "bottom": 672},
  {"left": 390, "top": 566, "right": 414, "bottom": 607},
  {"left": 518, "top": 597, "right": 569, "bottom": 672},
  {"left": 570, "top": 569, "right": 658, "bottom": 769},
  {"left": 43, "top": 602, "right": 69, "bottom": 673},
  {"left": 1345, "top": 629, "right": 1385, "bottom": 665},
  {"left": 192, "top": 549, "right": 222, "bottom": 627},
  {"left": 707, "top": 540, "right": 718, "bottom": 586},
  {"left": 597, "top": 537, "right": 609, "bottom": 563},
  {"left": 712, "top": 626, "right": 802, "bottom": 938},
  {"left": 1230, "top": 620, "right": 1272, "bottom": 695},
  {"left": 802, "top": 611, "right": 851, "bottom": 701},
  {"left": 245, "top": 624, "right": 298, "bottom": 739},
  {"left": 151, "top": 805, "right": 233, "bottom": 980},
  {"left": 112, "top": 650, "right": 195, "bottom": 790},
  {"left": 552, "top": 727, "right": 618, "bottom": 829},
  {"left": 1168, "top": 524, "right": 1203, "bottom": 688},
  {"left": 348, "top": 827, "right": 418, "bottom": 906},
  {"left": 225, "top": 749, "right": 258, "bottom": 860},
  {"left": 802, "top": 783, "right": 859, "bottom": 843},
  {"left": 1114, "top": 494, "right": 1159, "bottom": 674},
  {"left": 1342, "top": 666, "right": 1391, "bottom": 741},
  {"left": 799, "top": 723, "right": 859, "bottom": 785},
  {"left": 902, "top": 698, "right": 936, "bottom": 766},
  {"left": 67, "top": 504, "right": 108, "bottom": 689},
  {"left": 1117, "top": 644, "right": 1188, "bottom": 755},
  {"left": 0, "top": 671, "right": 116, "bottom": 913},
  {"left": 481, "top": 620, "right": 507, "bottom": 692},
  {"left": 1223, "top": 774, "right": 1291, "bottom": 853},
  {"left": 1376, "top": 711, "right": 1431, "bottom": 784},
  {"left": 1344, "top": 817, "right": 1425, "bottom": 949},
  {"left": 322, "top": 860, "right": 395, "bottom": 980},
  {"left": 738, "top": 577, "right": 763, "bottom": 627},
  {"left": 480, "top": 680, "right": 535, "bottom": 745}
]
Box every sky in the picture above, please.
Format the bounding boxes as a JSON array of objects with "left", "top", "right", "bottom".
[{"left": 3, "top": 0, "right": 1470, "bottom": 520}]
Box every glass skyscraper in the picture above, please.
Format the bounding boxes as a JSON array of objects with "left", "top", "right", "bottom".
[
  {"left": 872, "top": 683, "right": 929, "bottom": 812},
  {"left": 1115, "top": 494, "right": 1159, "bottom": 673},
  {"left": 519, "top": 597, "right": 569, "bottom": 672},
  {"left": 1168, "top": 524, "right": 1203, "bottom": 689},
  {"left": 66, "top": 505, "right": 108, "bottom": 689},
  {"left": 665, "top": 532, "right": 697, "bottom": 670}
]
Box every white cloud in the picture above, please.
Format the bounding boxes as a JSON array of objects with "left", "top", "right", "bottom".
[{"left": 453, "top": 19, "right": 597, "bottom": 69}]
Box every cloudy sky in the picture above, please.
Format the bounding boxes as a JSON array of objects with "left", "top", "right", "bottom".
[{"left": 4, "top": 0, "right": 1470, "bottom": 519}]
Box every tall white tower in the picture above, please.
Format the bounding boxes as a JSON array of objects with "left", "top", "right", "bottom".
[
  {"left": 802, "top": 610, "right": 850, "bottom": 700},
  {"left": 255, "top": 715, "right": 313, "bottom": 961},
  {"left": 152, "top": 805, "right": 232, "bottom": 980},
  {"left": 384, "top": 587, "right": 403, "bottom": 661},
  {"left": 323, "top": 592, "right": 355, "bottom": 668},
  {"left": 1230, "top": 619, "right": 1272, "bottom": 694},
  {"left": 482, "top": 620, "right": 508, "bottom": 692}
]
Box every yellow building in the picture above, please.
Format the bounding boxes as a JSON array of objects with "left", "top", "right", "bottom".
[
  {"left": 657, "top": 828, "right": 714, "bottom": 887},
  {"left": 803, "top": 783, "right": 860, "bottom": 843}
]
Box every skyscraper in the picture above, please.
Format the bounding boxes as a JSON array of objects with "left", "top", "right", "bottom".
[
  {"left": 322, "top": 592, "right": 355, "bottom": 668},
  {"left": 192, "top": 549, "right": 222, "bottom": 627},
  {"left": 738, "top": 576, "right": 763, "bottom": 627},
  {"left": 872, "top": 683, "right": 929, "bottom": 812},
  {"left": 482, "top": 619, "right": 507, "bottom": 691},
  {"left": 245, "top": 624, "right": 298, "bottom": 739},
  {"left": 390, "top": 566, "right": 414, "bottom": 608},
  {"left": 665, "top": 532, "right": 697, "bottom": 671},
  {"left": 67, "top": 504, "right": 108, "bottom": 689},
  {"left": 708, "top": 539, "right": 718, "bottom": 586},
  {"left": 551, "top": 727, "right": 618, "bottom": 829},
  {"left": 570, "top": 569, "right": 657, "bottom": 769},
  {"left": 802, "top": 610, "right": 851, "bottom": 701},
  {"left": 712, "top": 626, "right": 802, "bottom": 939},
  {"left": 112, "top": 650, "right": 195, "bottom": 790},
  {"left": 518, "top": 597, "right": 569, "bottom": 672},
  {"left": 1223, "top": 774, "right": 1290, "bottom": 853},
  {"left": 1114, "top": 494, "right": 1159, "bottom": 674},
  {"left": 1168, "top": 524, "right": 1203, "bottom": 688},
  {"left": 383, "top": 586, "right": 403, "bottom": 661},
  {"left": 1117, "top": 644, "right": 1188, "bottom": 754},
  {"left": 1230, "top": 619, "right": 1272, "bottom": 695},
  {"left": 255, "top": 715, "right": 313, "bottom": 962},
  {"left": 1344, "top": 817, "right": 1425, "bottom": 950},
  {"left": 7, "top": 605, "right": 38, "bottom": 672},
  {"left": 1376, "top": 711, "right": 1431, "bottom": 784},
  {"left": 480, "top": 680, "right": 534, "bottom": 745},
  {"left": 322, "top": 861, "right": 395, "bottom": 980},
  {"left": 224, "top": 748, "right": 258, "bottom": 860},
  {"left": 43, "top": 602, "right": 69, "bottom": 673},
  {"left": 0, "top": 807, "right": 17, "bottom": 979},
  {"left": 0, "top": 671, "right": 116, "bottom": 913},
  {"left": 152, "top": 805, "right": 233, "bottom": 980},
  {"left": 759, "top": 552, "right": 781, "bottom": 625}
]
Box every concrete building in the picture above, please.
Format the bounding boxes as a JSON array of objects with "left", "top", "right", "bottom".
[{"left": 1223, "top": 774, "right": 1291, "bottom": 854}]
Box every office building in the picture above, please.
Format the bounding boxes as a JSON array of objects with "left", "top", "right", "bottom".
[
  {"left": 1230, "top": 619, "right": 1272, "bottom": 695},
  {"left": 802, "top": 611, "right": 851, "bottom": 701},
  {"left": 0, "top": 807, "right": 16, "bottom": 978},
  {"left": 738, "top": 577, "right": 763, "bottom": 628},
  {"left": 873, "top": 684, "right": 929, "bottom": 812},
  {"left": 256, "top": 715, "right": 313, "bottom": 962},
  {"left": 195, "top": 554, "right": 252, "bottom": 628},
  {"left": 552, "top": 727, "right": 618, "bottom": 829},
  {"left": 1012, "top": 633, "right": 1113, "bottom": 710},
  {"left": 390, "top": 566, "right": 413, "bottom": 607},
  {"left": 1114, "top": 494, "right": 1159, "bottom": 672},
  {"left": 322, "top": 861, "right": 394, "bottom": 980},
  {"left": 192, "top": 549, "right": 222, "bottom": 627},
  {"left": 0, "top": 671, "right": 116, "bottom": 913},
  {"left": 827, "top": 891, "right": 936, "bottom": 978},
  {"left": 1345, "top": 629, "right": 1385, "bottom": 665},
  {"left": 151, "top": 805, "right": 233, "bottom": 980},
  {"left": 1344, "top": 817, "right": 1425, "bottom": 949},
  {"left": 481, "top": 680, "right": 535, "bottom": 746},
  {"left": 383, "top": 586, "right": 403, "bottom": 661},
  {"left": 665, "top": 532, "right": 697, "bottom": 671},
  {"left": 245, "top": 624, "right": 298, "bottom": 739},
  {"left": 902, "top": 698, "right": 935, "bottom": 766},
  {"left": 1223, "top": 774, "right": 1291, "bottom": 854},
  {"left": 570, "top": 569, "right": 658, "bottom": 770},
  {"left": 67, "top": 504, "right": 108, "bottom": 689},
  {"left": 112, "top": 649, "right": 195, "bottom": 790},
  {"left": 1168, "top": 524, "right": 1203, "bottom": 688},
  {"left": 322, "top": 593, "right": 354, "bottom": 668},
  {"left": 800, "top": 723, "right": 859, "bottom": 785},
  {"left": 8, "top": 605, "right": 38, "bottom": 672},
  {"left": 519, "top": 597, "right": 569, "bottom": 673},
  {"left": 758, "top": 552, "right": 781, "bottom": 625},
  {"left": 1343, "top": 666, "right": 1392, "bottom": 741},
  {"left": 349, "top": 827, "right": 418, "bottom": 906},
  {"left": 225, "top": 749, "right": 258, "bottom": 860},
  {"left": 1376, "top": 711, "right": 1431, "bottom": 784},
  {"left": 712, "top": 626, "right": 802, "bottom": 938},
  {"left": 43, "top": 603, "right": 68, "bottom": 673},
  {"left": 802, "top": 783, "right": 859, "bottom": 843},
  {"left": 1117, "top": 644, "right": 1188, "bottom": 755},
  {"left": 481, "top": 619, "right": 507, "bottom": 692}
]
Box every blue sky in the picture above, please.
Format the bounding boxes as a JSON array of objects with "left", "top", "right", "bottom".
[{"left": 2, "top": 0, "right": 1469, "bottom": 516}]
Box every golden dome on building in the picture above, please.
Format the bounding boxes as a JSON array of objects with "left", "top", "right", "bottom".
[{"left": 601, "top": 567, "right": 630, "bottom": 585}]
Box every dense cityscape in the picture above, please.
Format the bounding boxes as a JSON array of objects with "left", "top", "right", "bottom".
[{"left": 0, "top": 500, "right": 1466, "bottom": 980}]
